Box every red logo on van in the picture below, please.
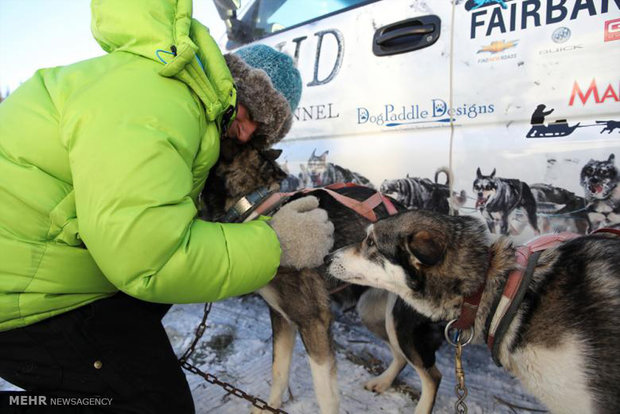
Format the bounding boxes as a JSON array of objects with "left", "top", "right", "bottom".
[
  {"left": 605, "top": 18, "right": 620, "bottom": 42},
  {"left": 569, "top": 79, "right": 619, "bottom": 106}
]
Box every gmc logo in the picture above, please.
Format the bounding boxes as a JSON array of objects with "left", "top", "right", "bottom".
[{"left": 605, "top": 18, "right": 620, "bottom": 42}]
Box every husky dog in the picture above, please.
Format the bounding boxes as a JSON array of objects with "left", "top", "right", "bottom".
[
  {"left": 302, "top": 149, "right": 374, "bottom": 188},
  {"left": 580, "top": 153, "right": 620, "bottom": 231},
  {"left": 328, "top": 209, "right": 620, "bottom": 414},
  {"left": 380, "top": 168, "right": 466, "bottom": 214},
  {"left": 529, "top": 183, "right": 588, "bottom": 234},
  {"left": 201, "top": 139, "right": 443, "bottom": 414},
  {"left": 473, "top": 168, "right": 539, "bottom": 235}
]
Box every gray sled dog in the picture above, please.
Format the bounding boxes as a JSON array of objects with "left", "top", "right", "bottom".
[
  {"left": 201, "top": 139, "right": 444, "bottom": 414},
  {"left": 328, "top": 209, "right": 620, "bottom": 414},
  {"left": 580, "top": 153, "right": 620, "bottom": 231}
]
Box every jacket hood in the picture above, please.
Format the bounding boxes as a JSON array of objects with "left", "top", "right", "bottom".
[{"left": 91, "top": 0, "right": 236, "bottom": 125}]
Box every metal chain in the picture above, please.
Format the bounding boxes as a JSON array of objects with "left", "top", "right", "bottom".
[
  {"left": 454, "top": 341, "right": 468, "bottom": 414},
  {"left": 178, "top": 303, "right": 289, "bottom": 414},
  {"left": 178, "top": 302, "right": 211, "bottom": 365}
]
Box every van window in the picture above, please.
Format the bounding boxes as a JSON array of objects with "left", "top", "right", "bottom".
[{"left": 238, "top": 0, "right": 373, "bottom": 42}]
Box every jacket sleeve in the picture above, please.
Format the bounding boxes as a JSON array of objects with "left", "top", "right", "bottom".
[{"left": 62, "top": 68, "right": 280, "bottom": 303}]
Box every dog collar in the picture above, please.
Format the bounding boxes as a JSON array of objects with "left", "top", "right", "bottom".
[
  {"left": 223, "top": 187, "right": 276, "bottom": 223},
  {"left": 444, "top": 251, "right": 493, "bottom": 347},
  {"left": 450, "top": 249, "right": 496, "bottom": 333}
]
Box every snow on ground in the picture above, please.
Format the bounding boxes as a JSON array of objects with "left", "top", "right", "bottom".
[
  {"left": 1, "top": 294, "right": 547, "bottom": 413},
  {"left": 167, "top": 295, "right": 546, "bottom": 414}
]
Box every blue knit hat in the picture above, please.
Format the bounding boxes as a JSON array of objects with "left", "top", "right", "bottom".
[
  {"left": 224, "top": 45, "right": 302, "bottom": 149},
  {"left": 235, "top": 45, "right": 302, "bottom": 111}
]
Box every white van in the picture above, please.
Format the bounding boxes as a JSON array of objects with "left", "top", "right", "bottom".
[{"left": 212, "top": 0, "right": 620, "bottom": 242}]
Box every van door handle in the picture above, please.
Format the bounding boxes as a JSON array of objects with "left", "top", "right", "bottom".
[{"left": 373, "top": 15, "right": 441, "bottom": 56}]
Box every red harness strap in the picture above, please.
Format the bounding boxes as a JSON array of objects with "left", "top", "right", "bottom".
[
  {"left": 314, "top": 186, "right": 397, "bottom": 222},
  {"left": 242, "top": 182, "right": 398, "bottom": 224},
  {"left": 485, "top": 232, "right": 582, "bottom": 358},
  {"left": 452, "top": 233, "right": 582, "bottom": 337}
]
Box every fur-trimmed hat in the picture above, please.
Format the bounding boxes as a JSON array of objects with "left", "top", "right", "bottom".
[{"left": 224, "top": 45, "right": 302, "bottom": 149}]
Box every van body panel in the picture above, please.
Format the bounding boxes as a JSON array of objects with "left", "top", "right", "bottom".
[{"left": 215, "top": 0, "right": 620, "bottom": 240}]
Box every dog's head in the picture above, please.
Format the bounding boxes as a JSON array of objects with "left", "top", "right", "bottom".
[
  {"left": 306, "top": 149, "right": 329, "bottom": 176},
  {"left": 380, "top": 178, "right": 407, "bottom": 204},
  {"left": 328, "top": 209, "right": 490, "bottom": 321},
  {"left": 580, "top": 153, "right": 617, "bottom": 201},
  {"left": 201, "top": 139, "right": 288, "bottom": 221},
  {"left": 473, "top": 168, "right": 498, "bottom": 209}
]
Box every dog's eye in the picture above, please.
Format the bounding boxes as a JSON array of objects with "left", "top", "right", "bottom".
[{"left": 366, "top": 237, "right": 375, "bottom": 248}]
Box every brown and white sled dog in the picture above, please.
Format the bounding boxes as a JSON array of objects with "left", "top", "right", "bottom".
[
  {"left": 328, "top": 209, "right": 620, "bottom": 414},
  {"left": 201, "top": 140, "right": 444, "bottom": 414}
]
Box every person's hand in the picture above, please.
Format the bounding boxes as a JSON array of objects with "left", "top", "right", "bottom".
[{"left": 268, "top": 196, "right": 335, "bottom": 269}]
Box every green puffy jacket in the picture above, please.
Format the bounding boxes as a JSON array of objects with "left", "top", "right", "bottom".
[{"left": 0, "top": 0, "right": 281, "bottom": 331}]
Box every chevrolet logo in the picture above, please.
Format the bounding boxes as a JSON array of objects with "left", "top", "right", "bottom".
[{"left": 477, "top": 40, "right": 518, "bottom": 54}]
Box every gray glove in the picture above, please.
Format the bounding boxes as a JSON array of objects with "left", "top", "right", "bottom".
[{"left": 268, "top": 196, "right": 335, "bottom": 269}]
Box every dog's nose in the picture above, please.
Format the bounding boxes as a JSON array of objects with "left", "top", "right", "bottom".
[{"left": 324, "top": 251, "right": 337, "bottom": 266}]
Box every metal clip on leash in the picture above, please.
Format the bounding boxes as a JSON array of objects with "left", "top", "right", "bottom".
[{"left": 445, "top": 320, "right": 474, "bottom": 414}]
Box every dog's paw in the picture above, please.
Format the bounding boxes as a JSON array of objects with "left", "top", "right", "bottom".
[{"left": 364, "top": 376, "right": 392, "bottom": 394}]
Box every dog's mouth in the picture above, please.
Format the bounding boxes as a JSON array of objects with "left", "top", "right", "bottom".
[
  {"left": 589, "top": 183, "right": 604, "bottom": 193},
  {"left": 327, "top": 262, "right": 365, "bottom": 283},
  {"left": 475, "top": 196, "right": 488, "bottom": 208},
  {"left": 588, "top": 182, "right": 610, "bottom": 199}
]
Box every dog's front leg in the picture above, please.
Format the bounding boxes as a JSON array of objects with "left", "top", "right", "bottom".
[
  {"left": 411, "top": 365, "right": 441, "bottom": 414},
  {"left": 481, "top": 211, "right": 495, "bottom": 233},
  {"left": 500, "top": 215, "right": 510, "bottom": 235},
  {"left": 486, "top": 218, "right": 496, "bottom": 233}
]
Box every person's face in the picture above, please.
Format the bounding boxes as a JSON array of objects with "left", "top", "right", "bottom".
[{"left": 226, "top": 104, "right": 258, "bottom": 143}]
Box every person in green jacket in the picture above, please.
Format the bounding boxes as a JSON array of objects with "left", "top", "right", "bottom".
[{"left": 0, "top": 0, "right": 334, "bottom": 412}]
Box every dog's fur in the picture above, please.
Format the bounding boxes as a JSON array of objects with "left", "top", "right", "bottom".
[
  {"left": 201, "top": 139, "right": 443, "bottom": 414},
  {"left": 473, "top": 168, "right": 539, "bottom": 235},
  {"left": 380, "top": 168, "right": 467, "bottom": 215},
  {"left": 328, "top": 209, "right": 620, "bottom": 413},
  {"left": 580, "top": 153, "right": 620, "bottom": 231}
]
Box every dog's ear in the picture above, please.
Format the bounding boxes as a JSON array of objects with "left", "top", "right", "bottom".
[
  {"left": 476, "top": 167, "right": 482, "bottom": 178},
  {"left": 490, "top": 168, "right": 496, "bottom": 178},
  {"left": 320, "top": 150, "right": 329, "bottom": 160},
  {"left": 406, "top": 230, "right": 446, "bottom": 266},
  {"left": 609, "top": 153, "right": 615, "bottom": 163},
  {"left": 263, "top": 148, "right": 283, "bottom": 161}
]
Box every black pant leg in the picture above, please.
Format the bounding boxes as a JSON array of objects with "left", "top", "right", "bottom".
[{"left": 0, "top": 293, "right": 194, "bottom": 414}]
